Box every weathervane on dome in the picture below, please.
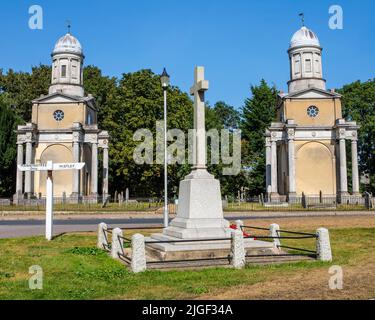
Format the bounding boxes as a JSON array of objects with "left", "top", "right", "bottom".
[
  {"left": 299, "top": 13, "right": 305, "bottom": 27},
  {"left": 66, "top": 20, "right": 71, "bottom": 34}
]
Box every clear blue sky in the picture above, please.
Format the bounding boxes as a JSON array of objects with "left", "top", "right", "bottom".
[{"left": 1, "top": 0, "right": 374, "bottom": 109}]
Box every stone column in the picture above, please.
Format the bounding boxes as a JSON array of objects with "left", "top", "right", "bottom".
[
  {"left": 102, "top": 146, "right": 109, "bottom": 197},
  {"left": 15, "top": 143, "right": 24, "bottom": 196},
  {"left": 24, "top": 141, "right": 33, "bottom": 198},
  {"left": 71, "top": 141, "right": 80, "bottom": 198},
  {"left": 339, "top": 137, "right": 348, "bottom": 195},
  {"left": 351, "top": 138, "right": 360, "bottom": 195},
  {"left": 91, "top": 142, "right": 98, "bottom": 197},
  {"left": 287, "top": 131, "right": 296, "bottom": 200},
  {"left": 271, "top": 140, "right": 278, "bottom": 196},
  {"left": 265, "top": 138, "right": 272, "bottom": 196}
]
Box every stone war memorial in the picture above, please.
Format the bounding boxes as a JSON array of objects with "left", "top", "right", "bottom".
[
  {"left": 97, "top": 66, "right": 332, "bottom": 271},
  {"left": 145, "top": 66, "right": 277, "bottom": 262}
]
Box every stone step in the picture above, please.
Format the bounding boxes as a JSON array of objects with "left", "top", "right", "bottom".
[{"left": 145, "top": 254, "right": 315, "bottom": 270}]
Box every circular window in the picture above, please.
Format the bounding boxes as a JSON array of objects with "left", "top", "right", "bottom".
[
  {"left": 53, "top": 110, "right": 64, "bottom": 121},
  {"left": 307, "top": 106, "right": 319, "bottom": 118}
]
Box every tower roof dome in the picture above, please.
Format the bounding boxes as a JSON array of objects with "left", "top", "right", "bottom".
[
  {"left": 290, "top": 26, "right": 320, "bottom": 48},
  {"left": 53, "top": 33, "right": 83, "bottom": 55}
]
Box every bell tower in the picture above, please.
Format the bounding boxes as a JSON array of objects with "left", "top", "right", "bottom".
[
  {"left": 265, "top": 23, "right": 360, "bottom": 205},
  {"left": 49, "top": 32, "right": 84, "bottom": 97},
  {"left": 288, "top": 26, "right": 326, "bottom": 93},
  {"left": 14, "top": 31, "right": 110, "bottom": 204}
]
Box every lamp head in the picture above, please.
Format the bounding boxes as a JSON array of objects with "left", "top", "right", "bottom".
[{"left": 161, "top": 68, "right": 170, "bottom": 90}]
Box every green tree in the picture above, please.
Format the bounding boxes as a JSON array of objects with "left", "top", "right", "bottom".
[
  {"left": 0, "top": 65, "right": 51, "bottom": 121},
  {"left": 205, "top": 101, "right": 244, "bottom": 197},
  {"left": 241, "top": 79, "right": 278, "bottom": 195},
  {"left": 107, "top": 69, "right": 193, "bottom": 197},
  {"left": 338, "top": 79, "right": 375, "bottom": 193},
  {"left": 0, "top": 95, "right": 20, "bottom": 196}
]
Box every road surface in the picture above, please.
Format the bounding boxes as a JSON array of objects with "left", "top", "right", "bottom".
[
  {"left": 0, "top": 211, "right": 373, "bottom": 239},
  {"left": 0, "top": 215, "right": 285, "bottom": 239}
]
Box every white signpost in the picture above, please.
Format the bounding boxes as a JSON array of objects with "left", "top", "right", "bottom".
[{"left": 18, "top": 161, "right": 85, "bottom": 241}]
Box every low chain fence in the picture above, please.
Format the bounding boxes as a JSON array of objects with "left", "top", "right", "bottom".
[
  {"left": 97, "top": 221, "right": 332, "bottom": 272},
  {"left": 240, "top": 224, "right": 318, "bottom": 258}
]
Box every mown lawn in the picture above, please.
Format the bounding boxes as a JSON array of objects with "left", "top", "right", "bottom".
[{"left": 0, "top": 226, "right": 374, "bottom": 300}]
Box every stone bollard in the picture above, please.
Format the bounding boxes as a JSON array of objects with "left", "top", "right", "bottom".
[
  {"left": 97, "top": 222, "right": 108, "bottom": 250},
  {"left": 231, "top": 229, "right": 246, "bottom": 269},
  {"left": 235, "top": 220, "right": 244, "bottom": 231},
  {"left": 316, "top": 228, "right": 332, "bottom": 262},
  {"left": 131, "top": 233, "right": 147, "bottom": 273},
  {"left": 111, "top": 228, "right": 124, "bottom": 259},
  {"left": 269, "top": 223, "right": 281, "bottom": 248}
]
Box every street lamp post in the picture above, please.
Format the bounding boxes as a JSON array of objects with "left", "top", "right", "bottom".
[{"left": 161, "top": 68, "right": 170, "bottom": 228}]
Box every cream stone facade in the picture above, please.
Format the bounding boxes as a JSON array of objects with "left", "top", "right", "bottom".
[
  {"left": 266, "top": 26, "right": 360, "bottom": 203},
  {"left": 14, "top": 32, "right": 109, "bottom": 203}
]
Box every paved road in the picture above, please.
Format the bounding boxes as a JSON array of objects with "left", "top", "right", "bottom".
[
  {"left": 0, "top": 217, "right": 164, "bottom": 239},
  {"left": 1, "top": 212, "right": 373, "bottom": 239},
  {"left": 0, "top": 215, "right": 280, "bottom": 239}
]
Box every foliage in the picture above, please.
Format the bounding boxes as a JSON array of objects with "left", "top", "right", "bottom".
[
  {"left": 0, "top": 96, "right": 20, "bottom": 196},
  {"left": 205, "top": 101, "right": 244, "bottom": 196},
  {"left": 106, "top": 69, "right": 194, "bottom": 197},
  {"left": 64, "top": 247, "right": 107, "bottom": 256},
  {"left": 241, "top": 80, "right": 278, "bottom": 195},
  {"left": 0, "top": 65, "right": 51, "bottom": 121},
  {"left": 338, "top": 79, "right": 375, "bottom": 193},
  {"left": 0, "top": 64, "right": 373, "bottom": 198}
]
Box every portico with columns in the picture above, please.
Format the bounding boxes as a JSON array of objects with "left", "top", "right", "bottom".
[
  {"left": 265, "top": 25, "right": 360, "bottom": 203},
  {"left": 13, "top": 31, "right": 110, "bottom": 203}
]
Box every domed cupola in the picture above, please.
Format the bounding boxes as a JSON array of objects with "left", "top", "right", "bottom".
[
  {"left": 49, "top": 32, "right": 85, "bottom": 97},
  {"left": 53, "top": 33, "right": 83, "bottom": 56},
  {"left": 288, "top": 26, "right": 326, "bottom": 93},
  {"left": 290, "top": 26, "right": 320, "bottom": 48}
]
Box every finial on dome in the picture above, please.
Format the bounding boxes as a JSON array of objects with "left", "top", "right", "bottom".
[{"left": 299, "top": 13, "right": 305, "bottom": 27}]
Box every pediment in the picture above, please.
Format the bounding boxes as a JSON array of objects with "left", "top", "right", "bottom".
[
  {"left": 284, "top": 88, "right": 341, "bottom": 100},
  {"left": 33, "top": 93, "right": 86, "bottom": 104}
]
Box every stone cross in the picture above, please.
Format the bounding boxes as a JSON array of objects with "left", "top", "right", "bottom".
[{"left": 190, "top": 66, "right": 209, "bottom": 170}]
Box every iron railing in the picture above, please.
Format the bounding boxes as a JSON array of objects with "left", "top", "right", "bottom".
[{"left": 104, "top": 224, "right": 319, "bottom": 266}]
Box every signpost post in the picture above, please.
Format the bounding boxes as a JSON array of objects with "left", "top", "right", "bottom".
[{"left": 18, "top": 161, "right": 85, "bottom": 241}]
